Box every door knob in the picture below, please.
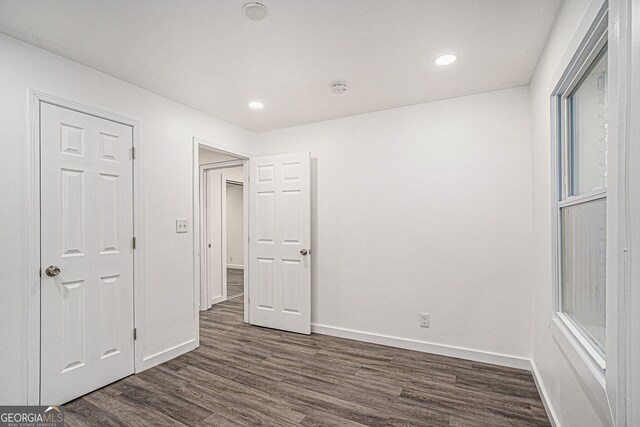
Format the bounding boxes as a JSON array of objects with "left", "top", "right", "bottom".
[
  {"left": 300, "top": 249, "right": 308, "bottom": 256},
  {"left": 45, "top": 265, "right": 61, "bottom": 277}
]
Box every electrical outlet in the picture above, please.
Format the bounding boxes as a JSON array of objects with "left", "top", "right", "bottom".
[
  {"left": 176, "top": 218, "right": 189, "bottom": 233},
  {"left": 419, "top": 313, "right": 430, "bottom": 328},
  {"left": 230, "top": 256, "right": 234, "bottom": 261}
]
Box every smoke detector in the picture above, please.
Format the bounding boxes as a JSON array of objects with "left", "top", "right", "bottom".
[
  {"left": 242, "top": 3, "right": 268, "bottom": 20},
  {"left": 331, "top": 82, "right": 348, "bottom": 94}
]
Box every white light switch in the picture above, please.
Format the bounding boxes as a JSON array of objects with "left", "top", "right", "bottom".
[{"left": 176, "top": 218, "right": 189, "bottom": 233}]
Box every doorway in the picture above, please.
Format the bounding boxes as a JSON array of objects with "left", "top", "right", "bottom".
[
  {"left": 192, "top": 138, "right": 313, "bottom": 339},
  {"left": 194, "top": 140, "right": 249, "bottom": 326},
  {"left": 225, "top": 181, "right": 244, "bottom": 300}
]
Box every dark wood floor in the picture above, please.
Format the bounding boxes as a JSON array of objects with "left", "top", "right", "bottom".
[
  {"left": 64, "top": 297, "right": 550, "bottom": 426},
  {"left": 227, "top": 268, "right": 244, "bottom": 299}
]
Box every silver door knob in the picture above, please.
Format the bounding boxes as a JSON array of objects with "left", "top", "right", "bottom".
[
  {"left": 300, "top": 249, "right": 308, "bottom": 256},
  {"left": 45, "top": 265, "right": 61, "bottom": 277}
]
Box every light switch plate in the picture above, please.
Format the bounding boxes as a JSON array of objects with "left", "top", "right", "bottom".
[{"left": 176, "top": 218, "right": 189, "bottom": 233}]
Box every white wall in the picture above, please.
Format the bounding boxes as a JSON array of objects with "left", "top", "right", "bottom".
[
  {"left": 223, "top": 166, "right": 244, "bottom": 183},
  {"left": 0, "top": 34, "right": 256, "bottom": 404},
  {"left": 198, "top": 147, "right": 238, "bottom": 165},
  {"left": 257, "top": 86, "right": 534, "bottom": 364},
  {"left": 529, "top": 0, "right": 614, "bottom": 425},
  {"left": 226, "top": 183, "right": 244, "bottom": 268}
]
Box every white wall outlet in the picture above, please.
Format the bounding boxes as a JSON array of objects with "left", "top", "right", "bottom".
[
  {"left": 230, "top": 256, "right": 234, "bottom": 261},
  {"left": 419, "top": 313, "right": 430, "bottom": 328},
  {"left": 176, "top": 218, "right": 189, "bottom": 233}
]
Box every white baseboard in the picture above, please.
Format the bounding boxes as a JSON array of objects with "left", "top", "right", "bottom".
[
  {"left": 141, "top": 338, "right": 197, "bottom": 370},
  {"left": 531, "top": 360, "right": 561, "bottom": 427},
  {"left": 227, "top": 264, "right": 244, "bottom": 270},
  {"left": 311, "top": 323, "right": 530, "bottom": 370}
]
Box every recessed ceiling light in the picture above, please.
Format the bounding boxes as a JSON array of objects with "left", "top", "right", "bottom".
[
  {"left": 242, "top": 3, "right": 268, "bottom": 20},
  {"left": 248, "top": 101, "right": 264, "bottom": 110},
  {"left": 435, "top": 54, "right": 457, "bottom": 66}
]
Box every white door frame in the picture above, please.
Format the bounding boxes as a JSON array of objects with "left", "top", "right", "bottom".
[
  {"left": 26, "top": 90, "right": 145, "bottom": 405},
  {"left": 199, "top": 160, "right": 243, "bottom": 309},
  {"left": 192, "top": 137, "right": 251, "bottom": 342}
]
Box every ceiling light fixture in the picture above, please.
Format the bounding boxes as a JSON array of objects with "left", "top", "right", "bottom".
[
  {"left": 242, "top": 3, "right": 268, "bottom": 20},
  {"left": 435, "top": 54, "right": 457, "bottom": 66},
  {"left": 248, "top": 101, "right": 264, "bottom": 109}
]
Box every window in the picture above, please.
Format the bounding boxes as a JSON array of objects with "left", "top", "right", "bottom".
[{"left": 556, "top": 43, "right": 608, "bottom": 367}]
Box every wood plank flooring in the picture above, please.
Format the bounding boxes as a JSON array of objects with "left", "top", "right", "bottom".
[
  {"left": 227, "top": 268, "right": 244, "bottom": 299},
  {"left": 64, "top": 297, "right": 550, "bottom": 426}
]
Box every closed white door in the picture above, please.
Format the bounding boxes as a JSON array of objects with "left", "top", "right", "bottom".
[
  {"left": 249, "top": 153, "right": 311, "bottom": 334},
  {"left": 40, "top": 102, "right": 135, "bottom": 405}
]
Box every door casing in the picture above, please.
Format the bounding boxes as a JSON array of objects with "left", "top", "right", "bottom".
[{"left": 26, "top": 90, "right": 144, "bottom": 405}]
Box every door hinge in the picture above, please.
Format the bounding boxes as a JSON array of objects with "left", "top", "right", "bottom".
[
  {"left": 131, "top": 147, "right": 136, "bottom": 160},
  {"left": 132, "top": 236, "right": 136, "bottom": 249},
  {"left": 39, "top": 267, "right": 42, "bottom": 278},
  {"left": 133, "top": 328, "right": 137, "bottom": 340}
]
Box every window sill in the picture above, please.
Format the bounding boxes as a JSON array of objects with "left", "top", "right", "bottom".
[
  {"left": 550, "top": 316, "right": 611, "bottom": 421},
  {"left": 555, "top": 313, "right": 606, "bottom": 369}
]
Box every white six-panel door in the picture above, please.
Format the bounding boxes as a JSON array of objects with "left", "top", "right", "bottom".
[
  {"left": 40, "top": 102, "right": 135, "bottom": 405},
  {"left": 249, "top": 153, "right": 311, "bottom": 334}
]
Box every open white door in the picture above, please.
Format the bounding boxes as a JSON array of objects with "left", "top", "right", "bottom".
[{"left": 249, "top": 153, "right": 311, "bottom": 334}]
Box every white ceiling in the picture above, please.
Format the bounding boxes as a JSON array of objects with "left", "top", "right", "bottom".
[{"left": 0, "top": 0, "right": 562, "bottom": 133}]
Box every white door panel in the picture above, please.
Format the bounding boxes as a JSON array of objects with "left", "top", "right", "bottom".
[
  {"left": 206, "top": 169, "right": 225, "bottom": 306},
  {"left": 249, "top": 153, "right": 311, "bottom": 334},
  {"left": 40, "top": 103, "right": 135, "bottom": 405}
]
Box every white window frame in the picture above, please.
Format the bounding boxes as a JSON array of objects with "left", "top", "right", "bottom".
[{"left": 551, "top": 9, "right": 609, "bottom": 374}]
